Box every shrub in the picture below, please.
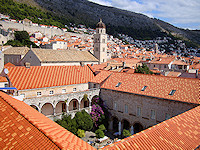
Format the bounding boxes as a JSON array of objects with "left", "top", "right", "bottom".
[
  {"left": 123, "top": 129, "right": 131, "bottom": 137},
  {"left": 77, "top": 129, "right": 85, "bottom": 138},
  {"left": 90, "top": 104, "right": 104, "bottom": 127},
  {"left": 95, "top": 129, "right": 105, "bottom": 138},
  {"left": 98, "top": 124, "right": 106, "bottom": 131}
]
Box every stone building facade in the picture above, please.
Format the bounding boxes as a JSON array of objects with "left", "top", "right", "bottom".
[{"left": 100, "top": 88, "right": 198, "bottom": 135}]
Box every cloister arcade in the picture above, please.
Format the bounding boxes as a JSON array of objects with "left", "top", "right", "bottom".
[
  {"left": 109, "top": 116, "right": 144, "bottom": 136},
  {"left": 26, "top": 89, "right": 100, "bottom": 120}
]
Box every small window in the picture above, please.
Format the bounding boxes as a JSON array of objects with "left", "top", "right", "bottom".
[
  {"left": 37, "top": 92, "right": 42, "bottom": 96},
  {"left": 20, "top": 93, "right": 25, "bottom": 97},
  {"left": 114, "top": 102, "right": 117, "bottom": 110},
  {"left": 102, "top": 39, "right": 105, "bottom": 43},
  {"left": 73, "top": 88, "right": 76, "bottom": 92},
  {"left": 125, "top": 104, "right": 128, "bottom": 113},
  {"left": 169, "top": 90, "right": 176, "bottom": 96},
  {"left": 141, "top": 86, "right": 147, "bottom": 91},
  {"left": 62, "top": 89, "right": 66, "bottom": 93},
  {"left": 137, "top": 106, "right": 141, "bottom": 116},
  {"left": 103, "top": 47, "right": 105, "bottom": 52},
  {"left": 151, "top": 110, "right": 156, "bottom": 119},
  {"left": 165, "top": 113, "right": 171, "bottom": 120},
  {"left": 49, "top": 90, "right": 54, "bottom": 95},
  {"left": 116, "top": 82, "right": 122, "bottom": 87},
  {"left": 4, "top": 83, "right": 8, "bottom": 87}
]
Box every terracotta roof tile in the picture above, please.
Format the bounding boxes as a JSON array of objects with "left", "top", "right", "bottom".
[
  {"left": 6, "top": 65, "right": 94, "bottom": 90},
  {"left": 0, "top": 76, "right": 7, "bottom": 82},
  {"left": 101, "top": 72, "right": 199, "bottom": 104},
  {"left": 90, "top": 71, "right": 112, "bottom": 84},
  {"left": 0, "top": 92, "right": 96, "bottom": 150},
  {"left": 167, "top": 71, "right": 181, "bottom": 77},
  {"left": 4, "top": 62, "right": 15, "bottom": 67},
  {"left": 29, "top": 48, "right": 98, "bottom": 62}
]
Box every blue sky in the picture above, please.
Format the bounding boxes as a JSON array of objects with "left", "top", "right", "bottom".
[{"left": 88, "top": 0, "right": 200, "bottom": 30}]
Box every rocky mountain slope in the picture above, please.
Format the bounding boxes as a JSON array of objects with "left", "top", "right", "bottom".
[{"left": 13, "top": 0, "right": 200, "bottom": 46}]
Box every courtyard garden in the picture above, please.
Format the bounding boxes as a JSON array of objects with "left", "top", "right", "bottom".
[{"left": 55, "top": 95, "right": 131, "bottom": 148}]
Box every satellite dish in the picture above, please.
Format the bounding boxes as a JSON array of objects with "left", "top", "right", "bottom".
[{"left": 4, "top": 68, "right": 9, "bottom": 74}]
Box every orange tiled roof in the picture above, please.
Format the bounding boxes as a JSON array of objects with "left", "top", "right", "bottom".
[
  {"left": 150, "top": 57, "right": 175, "bottom": 65},
  {"left": 89, "top": 63, "right": 108, "bottom": 72},
  {"left": 101, "top": 72, "right": 199, "bottom": 104},
  {"left": 172, "top": 60, "right": 188, "bottom": 65},
  {"left": 4, "top": 62, "right": 15, "bottom": 67},
  {"left": 90, "top": 71, "right": 112, "bottom": 84},
  {"left": 167, "top": 71, "right": 181, "bottom": 77},
  {"left": 0, "top": 76, "right": 7, "bottom": 82},
  {"left": 0, "top": 92, "right": 95, "bottom": 150},
  {"left": 102, "top": 105, "right": 200, "bottom": 150},
  {"left": 6, "top": 65, "right": 94, "bottom": 90}
]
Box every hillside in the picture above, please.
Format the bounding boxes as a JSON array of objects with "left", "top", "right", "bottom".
[{"left": 1, "top": 0, "right": 200, "bottom": 46}]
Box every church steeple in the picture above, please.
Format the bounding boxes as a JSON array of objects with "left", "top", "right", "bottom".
[{"left": 94, "top": 19, "right": 107, "bottom": 64}]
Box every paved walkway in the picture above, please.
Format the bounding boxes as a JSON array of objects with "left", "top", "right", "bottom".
[{"left": 81, "top": 131, "right": 118, "bottom": 149}]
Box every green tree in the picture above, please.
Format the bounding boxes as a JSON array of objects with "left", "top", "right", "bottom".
[
  {"left": 135, "top": 64, "right": 153, "bottom": 74},
  {"left": 56, "top": 114, "right": 78, "bottom": 134},
  {"left": 14, "top": 31, "right": 29, "bottom": 42},
  {"left": 74, "top": 110, "right": 93, "bottom": 131},
  {"left": 77, "top": 129, "right": 85, "bottom": 138},
  {"left": 123, "top": 129, "right": 131, "bottom": 137},
  {"left": 95, "top": 129, "right": 104, "bottom": 138}
]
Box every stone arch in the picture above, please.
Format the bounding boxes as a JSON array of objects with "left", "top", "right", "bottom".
[
  {"left": 30, "top": 105, "right": 39, "bottom": 111},
  {"left": 55, "top": 101, "right": 66, "bottom": 114},
  {"left": 133, "top": 122, "right": 144, "bottom": 133},
  {"left": 112, "top": 116, "right": 119, "bottom": 132},
  {"left": 91, "top": 95, "right": 99, "bottom": 105},
  {"left": 80, "top": 98, "right": 89, "bottom": 109},
  {"left": 69, "top": 99, "right": 79, "bottom": 111},
  {"left": 41, "top": 103, "right": 54, "bottom": 116},
  {"left": 122, "top": 119, "right": 130, "bottom": 131}
]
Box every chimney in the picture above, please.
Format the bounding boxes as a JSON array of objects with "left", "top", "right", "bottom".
[
  {"left": 196, "top": 69, "right": 198, "bottom": 78},
  {"left": 107, "top": 63, "right": 110, "bottom": 67},
  {"left": 80, "top": 62, "right": 84, "bottom": 67},
  {"left": 25, "top": 62, "right": 30, "bottom": 68},
  {"left": 123, "top": 62, "right": 126, "bottom": 68}
]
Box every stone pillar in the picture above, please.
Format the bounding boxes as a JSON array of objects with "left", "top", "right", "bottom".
[
  {"left": 78, "top": 102, "right": 81, "bottom": 111},
  {"left": 89, "top": 100, "right": 92, "bottom": 112},
  {"left": 119, "top": 121, "right": 121, "bottom": 136},
  {"left": 108, "top": 120, "right": 113, "bottom": 131},
  {"left": 66, "top": 103, "right": 69, "bottom": 113},
  {"left": 131, "top": 125, "right": 134, "bottom": 135},
  {"left": 53, "top": 107, "right": 55, "bottom": 116}
]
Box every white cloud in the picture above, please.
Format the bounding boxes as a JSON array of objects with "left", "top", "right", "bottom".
[
  {"left": 89, "top": 0, "right": 200, "bottom": 29},
  {"left": 88, "top": 0, "right": 112, "bottom": 6}
]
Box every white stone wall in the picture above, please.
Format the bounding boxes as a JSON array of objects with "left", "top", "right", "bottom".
[
  {"left": 18, "top": 83, "right": 89, "bottom": 99},
  {"left": 23, "top": 88, "right": 100, "bottom": 120}
]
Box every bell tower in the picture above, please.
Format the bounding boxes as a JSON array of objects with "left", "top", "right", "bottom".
[{"left": 94, "top": 19, "right": 107, "bottom": 64}]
